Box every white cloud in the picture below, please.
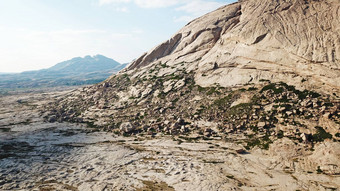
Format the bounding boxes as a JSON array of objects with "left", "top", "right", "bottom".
[
  {"left": 49, "top": 29, "right": 107, "bottom": 35},
  {"left": 109, "top": 32, "right": 131, "bottom": 38},
  {"left": 99, "top": 0, "right": 131, "bottom": 6},
  {"left": 98, "top": 0, "right": 224, "bottom": 10},
  {"left": 98, "top": 0, "right": 226, "bottom": 22},
  {"left": 99, "top": 0, "right": 179, "bottom": 8},
  {"left": 175, "top": 0, "right": 225, "bottom": 22},
  {"left": 134, "top": 0, "right": 179, "bottom": 8},
  {"left": 115, "top": 7, "right": 129, "bottom": 12}
]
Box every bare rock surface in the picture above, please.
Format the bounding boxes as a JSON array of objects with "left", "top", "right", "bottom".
[
  {"left": 127, "top": 0, "right": 340, "bottom": 95},
  {"left": 1, "top": 91, "right": 340, "bottom": 191}
]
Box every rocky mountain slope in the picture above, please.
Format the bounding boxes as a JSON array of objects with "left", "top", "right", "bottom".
[
  {"left": 128, "top": 0, "right": 340, "bottom": 95},
  {"left": 0, "top": 55, "right": 127, "bottom": 90},
  {"left": 45, "top": 0, "right": 340, "bottom": 189}
]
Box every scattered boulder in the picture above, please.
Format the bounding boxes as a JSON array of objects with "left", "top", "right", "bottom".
[
  {"left": 47, "top": 115, "right": 57, "bottom": 123},
  {"left": 236, "top": 149, "right": 247, "bottom": 154},
  {"left": 177, "top": 118, "right": 186, "bottom": 125},
  {"left": 204, "top": 128, "right": 215, "bottom": 137},
  {"left": 174, "top": 79, "right": 186, "bottom": 90},
  {"left": 120, "top": 122, "right": 136, "bottom": 133},
  {"left": 257, "top": 122, "right": 266, "bottom": 128}
]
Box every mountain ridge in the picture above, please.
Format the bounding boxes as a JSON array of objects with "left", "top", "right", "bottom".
[
  {"left": 0, "top": 55, "right": 127, "bottom": 90},
  {"left": 46, "top": 54, "right": 122, "bottom": 73}
]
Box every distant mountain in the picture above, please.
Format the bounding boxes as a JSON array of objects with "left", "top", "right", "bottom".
[
  {"left": 0, "top": 55, "right": 127, "bottom": 91},
  {"left": 36, "top": 55, "right": 122, "bottom": 74}
]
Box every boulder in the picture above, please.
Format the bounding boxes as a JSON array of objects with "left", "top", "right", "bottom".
[
  {"left": 120, "top": 122, "right": 136, "bottom": 133},
  {"left": 47, "top": 115, "right": 57, "bottom": 123},
  {"left": 257, "top": 122, "right": 266, "bottom": 128}
]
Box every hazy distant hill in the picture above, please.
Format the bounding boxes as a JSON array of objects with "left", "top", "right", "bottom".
[
  {"left": 41, "top": 55, "right": 122, "bottom": 73},
  {"left": 0, "top": 55, "right": 127, "bottom": 91}
]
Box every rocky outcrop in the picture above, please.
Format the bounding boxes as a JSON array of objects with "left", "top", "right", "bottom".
[
  {"left": 128, "top": 33, "right": 183, "bottom": 70},
  {"left": 126, "top": 0, "right": 340, "bottom": 95},
  {"left": 45, "top": 0, "right": 340, "bottom": 143}
]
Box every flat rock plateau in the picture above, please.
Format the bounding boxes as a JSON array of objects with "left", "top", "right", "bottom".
[{"left": 1, "top": 0, "right": 340, "bottom": 190}]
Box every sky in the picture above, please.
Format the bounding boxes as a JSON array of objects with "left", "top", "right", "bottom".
[{"left": 0, "top": 0, "right": 236, "bottom": 73}]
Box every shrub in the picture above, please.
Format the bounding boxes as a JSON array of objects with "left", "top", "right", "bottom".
[
  {"left": 316, "top": 166, "right": 323, "bottom": 174},
  {"left": 260, "top": 83, "right": 284, "bottom": 94},
  {"left": 206, "top": 87, "right": 220, "bottom": 95},
  {"left": 197, "top": 85, "right": 206, "bottom": 92},
  {"left": 312, "top": 126, "right": 332, "bottom": 142},
  {"left": 213, "top": 95, "right": 232, "bottom": 110},
  {"left": 277, "top": 130, "right": 284, "bottom": 139},
  {"left": 248, "top": 87, "right": 258, "bottom": 91}
]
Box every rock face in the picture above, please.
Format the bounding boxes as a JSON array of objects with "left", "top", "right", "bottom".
[{"left": 127, "top": 0, "right": 340, "bottom": 95}]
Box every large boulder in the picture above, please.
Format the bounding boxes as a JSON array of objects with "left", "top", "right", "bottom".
[{"left": 120, "top": 122, "right": 136, "bottom": 133}]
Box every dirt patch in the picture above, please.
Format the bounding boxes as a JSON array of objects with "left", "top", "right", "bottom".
[{"left": 136, "top": 180, "right": 175, "bottom": 191}]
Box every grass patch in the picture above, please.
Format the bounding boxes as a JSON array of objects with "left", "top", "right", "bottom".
[
  {"left": 245, "top": 134, "right": 273, "bottom": 150},
  {"left": 228, "top": 102, "right": 253, "bottom": 117},
  {"left": 213, "top": 94, "right": 232, "bottom": 110},
  {"left": 206, "top": 87, "right": 221, "bottom": 95},
  {"left": 261, "top": 83, "right": 284, "bottom": 94}
]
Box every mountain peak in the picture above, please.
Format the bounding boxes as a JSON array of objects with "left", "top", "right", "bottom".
[
  {"left": 84, "top": 55, "right": 93, "bottom": 59},
  {"left": 48, "top": 55, "right": 122, "bottom": 73}
]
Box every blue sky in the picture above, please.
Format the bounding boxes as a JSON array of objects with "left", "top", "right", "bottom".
[{"left": 0, "top": 0, "right": 236, "bottom": 73}]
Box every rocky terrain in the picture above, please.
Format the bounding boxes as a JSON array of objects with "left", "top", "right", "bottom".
[
  {"left": 1, "top": 0, "right": 340, "bottom": 190},
  {"left": 0, "top": 92, "right": 339, "bottom": 191},
  {"left": 47, "top": 0, "right": 340, "bottom": 132}
]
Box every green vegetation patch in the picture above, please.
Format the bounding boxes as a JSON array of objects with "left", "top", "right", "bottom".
[
  {"left": 261, "top": 82, "right": 321, "bottom": 100},
  {"left": 245, "top": 134, "right": 273, "bottom": 150},
  {"left": 213, "top": 94, "right": 232, "bottom": 110},
  {"left": 312, "top": 126, "right": 332, "bottom": 142},
  {"left": 229, "top": 103, "right": 253, "bottom": 114},
  {"left": 260, "top": 83, "right": 284, "bottom": 94}
]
